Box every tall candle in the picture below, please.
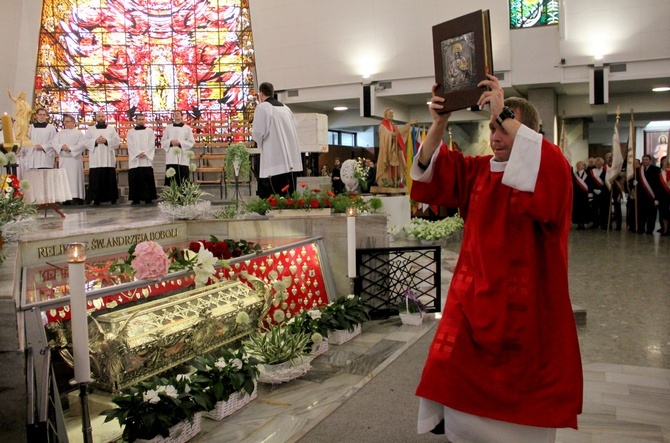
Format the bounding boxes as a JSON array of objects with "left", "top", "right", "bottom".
[
  {"left": 347, "top": 207, "right": 356, "bottom": 278},
  {"left": 2, "top": 113, "right": 14, "bottom": 145},
  {"left": 69, "top": 261, "right": 92, "bottom": 383}
]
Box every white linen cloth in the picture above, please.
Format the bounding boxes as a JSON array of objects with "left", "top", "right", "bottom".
[{"left": 22, "top": 169, "right": 72, "bottom": 204}]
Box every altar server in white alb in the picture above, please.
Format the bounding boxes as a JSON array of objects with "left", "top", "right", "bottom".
[
  {"left": 126, "top": 113, "right": 157, "bottom": 205},
  {"left": 251, "top": 82, "right": 303, "bottom": 199},
  {"left": 161, "top": 110, "right": 194, "bottom": 186},
  {"left": 52, "top": 114, "right": 85, "bottom": 205},
  {"left": 24, "top": 108, "right": 57, "bottom": 170},
  {"left": 84, "top": 111, "right": 121, "bottom": 205}
]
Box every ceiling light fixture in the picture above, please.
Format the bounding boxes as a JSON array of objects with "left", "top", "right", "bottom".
[
  {"left": 652, "top": 87, "right": 670, "bottom": 92},
  {"left": 334, "top": 106, "right": 348, "bottom": 111}
]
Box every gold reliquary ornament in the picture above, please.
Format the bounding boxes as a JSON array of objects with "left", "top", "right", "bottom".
[{"left": 83, "top": 278, "right": 269, "bottom": 392}]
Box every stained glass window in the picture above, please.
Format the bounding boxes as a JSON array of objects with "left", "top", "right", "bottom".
[
  {"left": 35, "top": 0, "right": 256, "bottom": 126},
  {"left": 509, "top": 0, "right": 559, "bottom": 29}
]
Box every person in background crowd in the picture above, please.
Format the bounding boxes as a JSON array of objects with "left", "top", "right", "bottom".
[
  {"left": 365, "top": 158, "right": 377, "bottom": 190},
  {"left": 587, "top": 157, "right": 609, "bottom": 229},
  {"left": 571, "top": 160, "right": 591, "bottom": 230},
  {"left": 52, "top": 114, "right": 85, "bottom": 205},
  {"left": 610, "top": 172, "right": 625, "bottom": 231},
  {"left": 331, "top": 157, "right": 344, "bottom": 194},
  {"left": 657, "top": 155, "right": 670, "bottom": 236},
  {"left": 126, "top": 113, "right": 157, "bottom": 205},
  {"left": 252, "top": 81, "right": 303, "bottom": 198},
  {"left": 161, "top": 110, "right": 195, "bottom": 187},
  {"left": 84, "top": 111, "right": 121, "bottom": 205},
  {"left": 410, "top": 75, "right": 582, "bottom": 442},
  {"left": 636, "top": 154, "right": 661, "bottom": 234}
]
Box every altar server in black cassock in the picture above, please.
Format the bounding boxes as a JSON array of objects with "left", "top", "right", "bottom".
[
  {"left": 84, "top": 112, "right": 121, "bottom": 205},
  {"left": 127, "top": 114, "right": 157, "bottom": 205}
]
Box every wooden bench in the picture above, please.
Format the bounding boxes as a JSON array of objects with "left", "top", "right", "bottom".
[{"left": 195, "top": 153, "right": 225, "bottom": 198}]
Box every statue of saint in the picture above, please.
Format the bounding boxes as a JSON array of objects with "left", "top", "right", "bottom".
[
  {"left": 376, "top": 107, "right": 416, "bottom": 187},
  {"left": 6, "top": 87, "right": 33, "bottom": 146}
]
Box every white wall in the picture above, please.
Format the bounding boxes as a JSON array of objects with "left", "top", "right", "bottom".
[{"left": 249, "top": 0, "right": 512, "bottom": 90}]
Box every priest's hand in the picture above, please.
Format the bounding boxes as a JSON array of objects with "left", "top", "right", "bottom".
[
  {"left": 477, "top": 74, "right": 505, "bottom": 117},
  {"left": 417, "top": 84, "right": 451, "bottom": 166}
]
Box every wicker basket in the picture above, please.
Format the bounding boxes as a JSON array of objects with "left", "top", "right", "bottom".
[
  {"left": 257, "top": 359, "right": 311, "bottom": 384},
  {"left": 310, "top": 340, "right": 329, "bottom": 356},
  {"left": 327, "top": 324, "right": 362, "bottom": 345},
  {"left": 202, "top": 382, "right": 258, "bottom": 421},
  {"left": 136, "top": 413, "right": 201, "bottom": 443},
  {"left": 399, "top": 312, "right": 423, "bottom": 326}
]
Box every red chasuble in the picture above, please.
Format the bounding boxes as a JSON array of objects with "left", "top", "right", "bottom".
[{"left": 411, "top": 139, "right": 582, "bottom": 429}]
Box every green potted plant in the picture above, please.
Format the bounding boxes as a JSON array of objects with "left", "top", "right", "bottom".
[
  {"left": 101, "top": 374, "right": 210, "bottom": 443},
  {"left": 242, "top": 325, "right": 312, "bottom": 384},
  {"left": 320, "top": 294, "right": 370, "bottom": 345},
  {"left": 286, "top": 309, "right": 330, "bottom": 356},
  {"left": 224, "top": 143, "right": 251, "bottom": 179},
  {"left": 191, "top": 348, "right": 260, "bottom": 421}
]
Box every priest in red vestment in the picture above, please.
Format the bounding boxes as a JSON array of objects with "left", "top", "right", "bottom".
[{"left": 411, "top": 75, "right": 582, "bottom": 442}]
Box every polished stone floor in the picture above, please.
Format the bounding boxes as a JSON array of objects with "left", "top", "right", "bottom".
[{"left": 25, "top": 205, "right": 667, "bottom": 442}]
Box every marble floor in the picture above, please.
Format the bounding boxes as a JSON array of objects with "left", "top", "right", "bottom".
[{"left": 22, "top": 205, "right": 669, "bottom": 442}]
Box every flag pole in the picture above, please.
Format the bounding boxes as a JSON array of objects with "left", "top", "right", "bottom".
[
  {"left": 607, "top": 106, "right": 621, "bottom": 231},
  {"left": 631, "top": 109, "right": 638, "bottom": 233}
]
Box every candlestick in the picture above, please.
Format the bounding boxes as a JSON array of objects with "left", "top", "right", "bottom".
[
  {"left": 67, "top": 243, "right": 91, "bottom": 383},
  {"left": 2, "top": 113, "right": 14, "bottom": 146},
  {"left": 347, "top": 206, "right": 356, "bottom": 278}
]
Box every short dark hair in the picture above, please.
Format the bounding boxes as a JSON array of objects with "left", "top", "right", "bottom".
[
  {"left": 642, "top": 154, "right": 652, "bottom": 161},
  {"left": 259, "top": 82, "right": 274, "bottom": 97},
  {"left": 35, "top": 107, "right": 48, "bottom": 115},
  {"left": 63, "top": 114, "right": 75, "bottom": 122},
  {"left": 504, "top": 97, "right": 540, "bottom": 132}
]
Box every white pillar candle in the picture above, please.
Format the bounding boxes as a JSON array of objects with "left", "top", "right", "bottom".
[
  {"left": 69, "top": 261, "right": 91, "bottom": 383},
  {"left": 347, "top": 207, "right": 356, "bottom": 278}
]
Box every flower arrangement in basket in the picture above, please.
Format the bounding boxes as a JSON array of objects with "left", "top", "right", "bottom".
[
  {"left": 158, "top": 166, "right": 210, "bottom": 220},
  {"left": 191, "top": 348, "right": 260, "bottom": 421},
  {"left": 242, "top": 325, "right": 312, "bottom": 384},
  {"left": 320, "top": 294, "right": 370, "bottom": 345},
  {"left": 224, "top": 143, "right": 251, "bottom": 179},
  {"left": 286, "top": 309, "right": 330, "bottom": 356},
  {"left": 403, "top": 214, "right": 464, "bottom": 242},
  {"left": 101, "top": 374, "right": 210, "bottom": 443},
  {"left": 398, "top": 288, "right": 426, "bottom": 326}
]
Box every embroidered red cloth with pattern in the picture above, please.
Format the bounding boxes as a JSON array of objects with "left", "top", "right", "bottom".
[{"left": 410, "top": 140, "right": 582, "bottom": 429}]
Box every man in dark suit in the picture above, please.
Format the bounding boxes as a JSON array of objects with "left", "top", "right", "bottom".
[{"left": 586, "top": 157, "right": 610, "bottom": 229}]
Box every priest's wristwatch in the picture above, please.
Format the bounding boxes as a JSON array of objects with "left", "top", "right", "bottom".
[{"left": 496, "top": 106, "right": 515, "bottom": 126}]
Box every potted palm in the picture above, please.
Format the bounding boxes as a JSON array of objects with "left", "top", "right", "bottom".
[
  {"left": 101, "top": 374, "right": 210, "bottom": 443},
  {"left": 242, "top": 325, "right": 312, "bottom": 384},
  {"left": 320, "top": 294, "right": 370, "bottom": 345},
  {"left": 191, "top": 348, "right": 260, "bottom": 421}
]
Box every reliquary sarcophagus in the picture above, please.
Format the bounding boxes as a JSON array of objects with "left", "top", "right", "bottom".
[{"left": 88, "top": 279, "right": 267, "bottom": 392}]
